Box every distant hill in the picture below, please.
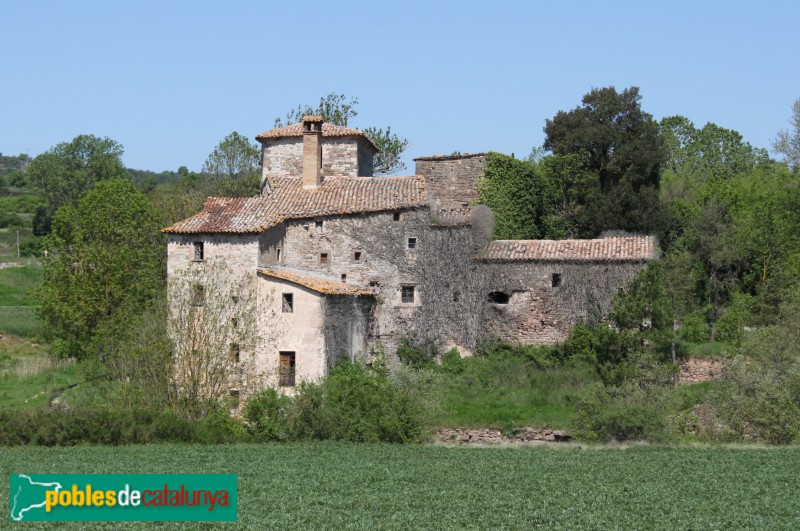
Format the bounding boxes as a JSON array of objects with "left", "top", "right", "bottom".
[{"left": 0, "top": 154, "right": 30, "bottom": 177}]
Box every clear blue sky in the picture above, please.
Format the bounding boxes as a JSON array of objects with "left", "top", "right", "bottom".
[{"left": 2, "top": 0, "right": 798, "bottom": 173}]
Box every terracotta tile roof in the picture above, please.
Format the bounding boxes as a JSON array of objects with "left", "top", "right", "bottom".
[
  {"left": 256, "top": 122, "right": 378, "bottom": 151},
  {"left": 258, "top": 267, "right": 375, "bottom": 296},
  {"left": 163, "top": 175, "right": 427, "bottom": 234},
  {"left": 413, "top": 153, "right": 487, "bottom": 162},
  {"left": 302, "top": 115, "right": 323, "bottom": 122},
  {"left": 481, "top": 236, "right": 657, "bottom": 262}
]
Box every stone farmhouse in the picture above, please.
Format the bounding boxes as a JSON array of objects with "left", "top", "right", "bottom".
[{"left": 164, "top": 116, "right": 656, "bottom": 391}]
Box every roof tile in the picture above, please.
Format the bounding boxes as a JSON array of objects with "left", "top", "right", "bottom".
[
  {"left": 256, "top": 122, "right": 377, "bottom": 151},
  {"left": 258, "top": 267, "right": 374, "bottom": 296},
  {"left": 163, "top": 175, "right": 427, "bottom": 234},
  {"left": 482, "top": 237, "right": 657, "bottom": 262}
]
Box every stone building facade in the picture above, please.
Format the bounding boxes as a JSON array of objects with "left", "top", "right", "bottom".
[{"left": 165, "top": 116, "right": 656, "bottom": 394}]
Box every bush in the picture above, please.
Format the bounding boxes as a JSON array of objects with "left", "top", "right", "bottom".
[
  {"left": 396, "top": 337, "right": 442, "bottom": 369},
  {"left": 0, "top": 407, "right": 247, "bottom": 446},
  {"left": 243, "top": 388, "right": 291, "bottom": 441},
  {"left": 441, "top": 348, "right": 464, "bottom": 374},
  {"left": 573, "top": 382, "right": 671, "bottom": 442},
  {"left": 288, "top": 362, "right": 432, "bottom": 443}
]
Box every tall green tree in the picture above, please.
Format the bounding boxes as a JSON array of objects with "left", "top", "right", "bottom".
[
  {"left": 38, "top": 179, "right": 164, "bottom": 359},
  {"left": 199, "top": 131, "right": 261, "bottom": 197},
  {"left": 274, "top": 93, "right": 409, "bottom": 175},
  {"left": 27, "top": 135, "right": 128, "bottom": 211},
  {"left": 543, "top": 86, "right": 667, "bottom": 236}
]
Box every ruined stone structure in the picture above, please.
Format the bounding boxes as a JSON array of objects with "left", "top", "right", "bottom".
[{"left": 165, "top": 116, "right": 656, "bottom": 393}]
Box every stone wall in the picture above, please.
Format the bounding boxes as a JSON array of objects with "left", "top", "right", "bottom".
[
  {"left": 167, "top": 233, "right": 260, "bottom": 278},
  {"left": 323, "top": 296, "right": 374, "bottom": 369},
  {"left": 480, "top": 260, "right": 648, "bottom": 344},
  {"left": 260, "top": 137, "right": 373, "bottom": 190},
  {"left": 414, "top": 153, "right": 487, "bottom": 209}
]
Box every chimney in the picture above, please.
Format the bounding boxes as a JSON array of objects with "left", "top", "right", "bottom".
[{"left": 302, "top": 115, "right": 323, "bottom": 189}]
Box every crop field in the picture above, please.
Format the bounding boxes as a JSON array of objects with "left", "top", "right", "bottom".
[{"left": 2, "top": 443, "right": 798, "bottom": 529}]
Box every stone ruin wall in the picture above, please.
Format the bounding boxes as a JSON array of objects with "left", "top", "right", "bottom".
[
  {"left": 480, "top": 260, "right": 648, "bottom": 345},
  {"left": 414, "top": 153, "right": 487, "bottom": 210}
]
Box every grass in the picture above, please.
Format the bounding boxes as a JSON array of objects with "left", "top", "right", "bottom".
[
  {"left": 0, "top": 261, "right": 43, "bottom": 337},
  {"left": 0, "top": 335, "right": 79, "bottom": 410},
  {"left": 683, "top": 340, "right": 735, "bottom": 358},
  {"left": 1, "top": 443, "right": 799, "bottom": 529},
  {"left": 436, "top": 356, "right": 599, "bottom": 430}
]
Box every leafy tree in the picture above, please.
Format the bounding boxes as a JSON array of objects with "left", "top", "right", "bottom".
[
  {"left": 661, "top": 115, "right": 769, "bottom": 182},
  {"left": 199, "top": 131, "right": 261, "bottom": 197},
  {"left": 274, "top": 92, "right": 409, "bottom": 175},
  {"left": 38, "top": 179, "right": 164, "bottom": 359},
  {"left": 27, "top": 135, "right": 128, "bottom": 212},
  {"left": 543, "top": 87, "right": 666, "bottom": 235},
  {"left": 773, "top": 98, "right": 800, "bottom": 171}
]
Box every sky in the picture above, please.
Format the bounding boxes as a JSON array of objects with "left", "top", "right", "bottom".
[{"left": 2, "top": 0, "right": 799, "bottom": 173}]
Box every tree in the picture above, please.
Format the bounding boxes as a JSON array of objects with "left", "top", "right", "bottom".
[
  {"left": 27, "top": 135, "right": 128, "bottom": 212},
  {"left": 543, "top": 87, "right": 666, "bottom": 236},
  {"left": 199, "top": 131, "right": 261, "bottom": 197},
  {"left": 274, "top": 92, "right": 409, "bottom": 175},
  {"left": 773, "top": 98, "right": 800, "bottom": 171},
  {"left": 661, "top": 115, "right": 769, "bottom": 182},
  {"left": 38, "top": 179, "right": 164, "bottom": 359}
]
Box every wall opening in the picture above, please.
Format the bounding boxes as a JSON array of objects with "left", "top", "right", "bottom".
[
  {"left": 401, "top": 285, "right": 416, "bottom": 304},
  {"left": 353, "top": 250, "right": 362, "bottom": 262},
  {"left": 341, "top": 274, "right": 347, "bottom": 283},
  {"left": 393, "top": 211, "right": 401, "bottom": 221},
  {"left": 279, "top": 351, "right": 296, "bottom": 387},
  {"left": 193, "top": 241, "right": 204, "bottom": 261},
  {"left": 487, "top": 291, "right": 510, "bottom": 304},
  {"left": 282, "top": 293, "right": 294, "bottom": 313},
  {"left": 407, "top": 237, "right": 417, "bottom": 250},
  {"left": 552, "top": 273, "right": 562, "bottom": 288},
  {"left": 320, "top": 253, "right": 329, "bottom": 266},
  {"left": 315, "top": 220, "right": 323, "bottom": 234},
  {"left": 229, "top": 343, "right": 240, "bottom": 363}
]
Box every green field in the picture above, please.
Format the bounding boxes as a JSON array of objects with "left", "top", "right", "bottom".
[
  {"left": 0, "top": 261, "right": 43, "bottom": 337},
  {"left": 1, "top": 443, "right": 798, "bottom": 529}
]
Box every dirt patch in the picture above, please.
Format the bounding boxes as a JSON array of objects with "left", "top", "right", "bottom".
[{"left": 0, "top": 262, "right": 25, "bottom": 269}]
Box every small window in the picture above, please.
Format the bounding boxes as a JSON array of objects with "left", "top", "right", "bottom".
[
  {"left": 353, "top": 251, "right": 362, "bottom": 262},
  {"left": 229, "top": 389, "right": 240, "bottom": 398},
  {"left": 282, "top": 293, "right": 294, "bottom": 313},
  {"left": 276, "top": 248, "right": 282, "bottom": 263},
  {"left": 368, "top": 280, "right": 380, "bottom": 288},
  {"left": 315, "top": 220, "right": 323, "bottom": 234},
  {"left": 279, "top": 351, "right": 296, "bottom": 387},
  {"left": 232, "top": 295, "right": 239, "bottom": 304},
  {"left": 407, "top": 237, "right": 417, "bottom": 250},
  {"left": 488, "top": 291, "right": 510, "bottom": 304},
  {"left": 552, "top": 273, "right": 562, "bottom": 288},
  {"left": 393, "top": 211, "right": 401, "bottom": 221},
  {"left": 229, "top": 343, "right": 240, "bottom": 363},
  {"left": 341, "top": 274, "right": 347, "bottom": 283},
  {"left": 192, "top": 284, "right": 205, "bottom": 306},
  {"left": 193, "top": 241, "right": 204, "bottom": 261},
  {"left": 320, "top": 253, "right": 329, "bottom": 266},
  {"left": 401, "top": 286, "right": 415, "bottom": 304},
  {"left": 453, "top": 291, "right": 460, "bottom": 302},
  {"left": 231, "top": 317, "right": 238, "bottom": 329}
]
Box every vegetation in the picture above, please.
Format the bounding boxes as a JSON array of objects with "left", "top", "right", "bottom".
[
  {"left": 275, "top": 92, "right": 409, "bottom": 175},
  {"left": 2, "top": 443, "right": 800, "bottom": 528}
]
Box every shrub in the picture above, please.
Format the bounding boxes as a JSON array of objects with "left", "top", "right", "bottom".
[
  {"left": 243, "top": 388, "right": 292, "bottom": 441},
  {"left": 573, "top": 382, "right": 671, "bottom": 442},
  {"left": 441, "top": 348, "right": 464, "bottom": 374},
  {"left": 396, "top": 337, "right": 442, "bottom": 368}
]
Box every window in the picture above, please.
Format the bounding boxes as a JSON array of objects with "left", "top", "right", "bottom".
[
  {"left": 276, "top": 248, "right": 282, "bottom": 263},
  {"left": 282, "top": 293, "right": 294, "bottom": 313},
  {"left": 353, "top": 251, "right": 362, "bottom": 262},
  {"left": 315, "top": 220, "right": 323, "bottom": 234},
  {"left": 401, "top": 286, "right": 415, "bottom": 304},
  {"left": 320, "top": 253, "right": 329, "bottom": 266},
  {"left": 453, "top": 291, "right": 460, "bottom": 302},
  {"left": 193, "top": 241, "right": 204, "bottom": 261},
  {"left": 407, "top": 237, "right": 417, "bottom": 250},
  {"left": 232, "top": 295, "right": 239, "bottom": 304},
  {"left": 393, "top": 211, "right": 401, "bottom": 221},
  {"left": 341, "top": 274, "right": 347, "bottom": 283},
  {"left": 279, "top": 352, "right": 296, "bottom": 387},
  {"left": 488, "top": 291, "right": 510, "bottom": 304},
  {"left": 552, "top": 273, "right": 562, "bottom": 288},
  {"left": 229, "top": 343, "right": 240, "bottom": 363},
  {"left": 229, "top": 389, "right": 240, "bottom": 398},
  {"left": 192, "top": 284, "right": 205, "bottom": 306},
  {"left": 368, "top": 280, "right": 380, "bottom": 288},
  {"left": 231, "top": 317, "right": 238, "bottom": 329}
]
